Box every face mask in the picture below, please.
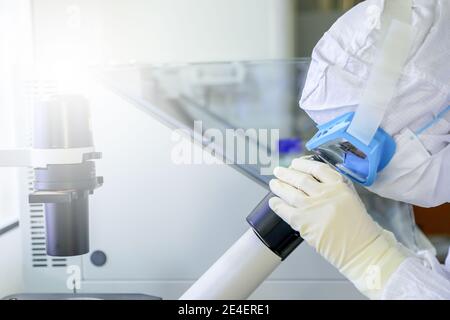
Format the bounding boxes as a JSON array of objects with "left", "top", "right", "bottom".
[
  {"left": 307, "top": 105, "right": 450, "bottom": 207},
  {"left": 306, "top": 111, "right": 396, "bottom": 186},
  {"left": 305, "top": 0, "right": 449, "bottom": 207},
  {"left": 306, "top": 0, "right": 413, "bottom": 181}
]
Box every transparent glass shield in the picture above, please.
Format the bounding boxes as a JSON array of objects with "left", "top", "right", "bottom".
[{"left": 96, "top": 59, "right": 432, "bottom": 253}]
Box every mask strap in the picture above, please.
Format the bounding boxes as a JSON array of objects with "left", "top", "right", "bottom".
[{"left": 346, "top": 0, "right": 413, "bottom": 145}]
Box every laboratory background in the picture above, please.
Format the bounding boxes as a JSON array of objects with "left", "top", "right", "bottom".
[{"left": 0, "top": 0, "right": 449, "bottom": 300}]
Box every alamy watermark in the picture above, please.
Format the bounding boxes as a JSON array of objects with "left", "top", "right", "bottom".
[
  {"left": 364, "top": 265, "right": 382, "bottom": 291},
  {"left": 66, "top": 265, "right": 81, "bottom": 292},
  {"left": 171, "top": 121, "right": 280, "bottom": 175}
]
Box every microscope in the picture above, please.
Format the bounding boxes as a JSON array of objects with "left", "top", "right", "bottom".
[
  {"left": 0, "top": 93, "right": 308, "bottom": 299},
  {"left": 0, "top": 94, "right": 103, "bottom": 256}
]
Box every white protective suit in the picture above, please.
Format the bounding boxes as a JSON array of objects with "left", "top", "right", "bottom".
[{"left": 296, "top": 0, "right": 450, "bottom": 299}]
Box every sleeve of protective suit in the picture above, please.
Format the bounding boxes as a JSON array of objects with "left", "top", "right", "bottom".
[
  {"left": 268, "top": 158, "right": 410, "bottom": 299},
  {"left": 381, "top": 251, "right": 450, "bottom": 299}
]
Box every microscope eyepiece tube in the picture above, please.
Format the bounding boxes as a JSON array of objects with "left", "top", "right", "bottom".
[
  {"left": 180, "top": 229, "right": 281, "bottom": 300},
  {"left": 180, "top": 192, "right": 305, "bottom": 300}
]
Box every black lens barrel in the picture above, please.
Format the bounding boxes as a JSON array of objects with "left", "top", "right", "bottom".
[{"left": 246, "top": 192, "right": 303, "bottom": 260}]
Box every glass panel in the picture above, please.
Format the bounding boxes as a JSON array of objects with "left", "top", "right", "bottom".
[
  {"left": 98, "top": 59, "right": 317, "bottom": 184},
  {"left": 96, "top": 59, "right": 432, "bottom": 252}
]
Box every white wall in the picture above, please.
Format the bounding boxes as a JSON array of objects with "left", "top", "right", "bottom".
[
  {"left": 0, "top": 0, "right": 32, "bottom": 224},
  {"left": 0, "top": 228, "right": 23, "bottom": 298},
  {"left": 0, "top": 0, "right": 32, "bottom": 297},
  {"left": 32, "top": 0, "right": 295, "bottom": 69}
]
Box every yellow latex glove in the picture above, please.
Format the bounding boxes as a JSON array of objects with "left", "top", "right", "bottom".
[{"left": 269, "top": 158, "right": 409, "bottom": 299}]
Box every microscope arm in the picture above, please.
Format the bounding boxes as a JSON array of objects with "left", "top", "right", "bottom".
[
  {"left": 0, "top": 149, "right": 31, "bottom": 167},
  {"left": 0, "top": 95, "right": 102, "bottom": 257},
  {"left": 180, "top": 228, "right": 281, "bottom": 300},
  {"left": 0, "top": 147, "right": 97, "bottom": 168}
]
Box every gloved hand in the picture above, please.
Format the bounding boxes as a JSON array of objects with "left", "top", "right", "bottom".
[{"left": 269, "top": 157, "right": 409, "bottom": 299}]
